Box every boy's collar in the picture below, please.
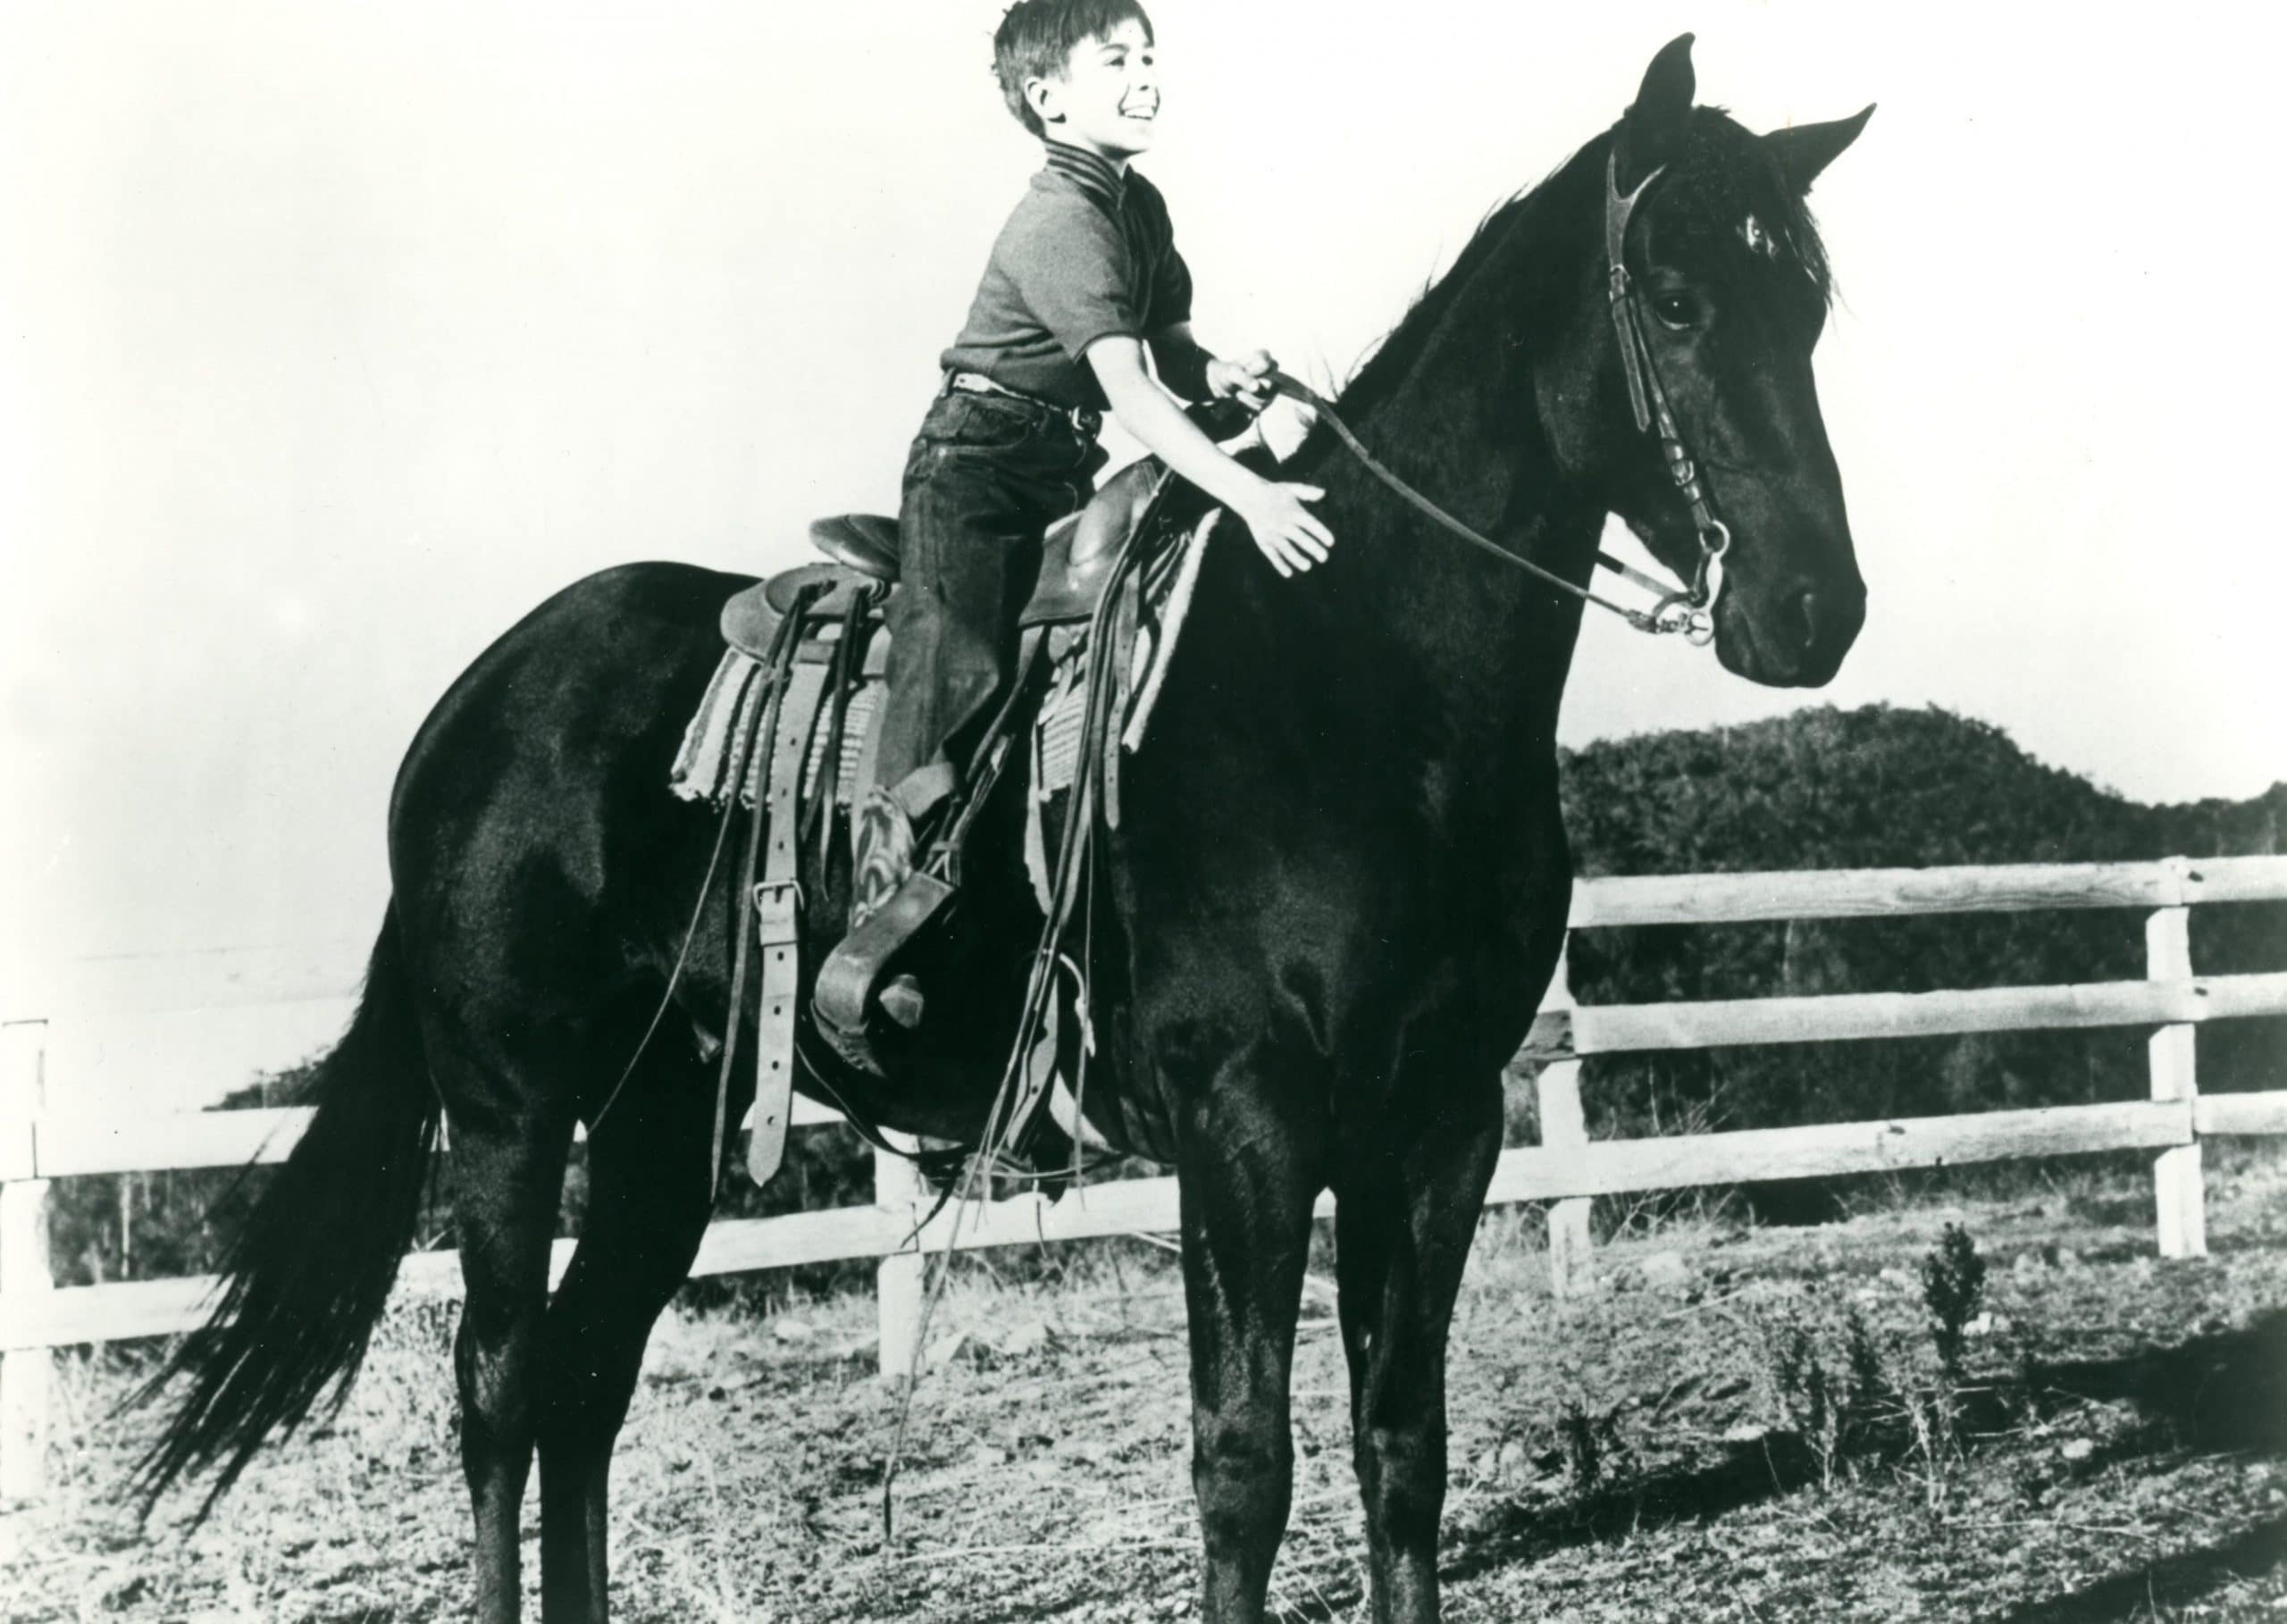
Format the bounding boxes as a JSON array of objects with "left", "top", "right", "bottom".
[{"left": 1041, "top": 140, "right": 1129, "bottom": 210}]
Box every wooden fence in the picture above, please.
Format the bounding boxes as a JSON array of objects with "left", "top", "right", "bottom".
[{"left": 5, "top": 855, "right": 2285, "bottom": 1500}]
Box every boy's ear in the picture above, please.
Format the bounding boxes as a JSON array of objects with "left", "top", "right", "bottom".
[
  {"left": 1764, "top": 105, "right": 1875, "bottom": 195},
  {"left": 1026, "top": 74, "right": 1063, "bottom": 127},
  {"left": 1617, "top": 33, "right": 1696, "bottom": 188}
]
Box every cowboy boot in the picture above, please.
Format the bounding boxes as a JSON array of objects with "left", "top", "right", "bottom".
[
  {"left": 850, "top": 785, "right": 918, "bottom": 934},
  {"left": 849, "top": 788, "right": 927, "bottom": 1030}
]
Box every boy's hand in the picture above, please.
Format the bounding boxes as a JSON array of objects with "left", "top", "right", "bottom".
[
  {"left": 1085, "top": 336, "right": 1330, "bottom": 576},
  {"left": 1205, "top": 349, "right": 1278, "bottom": 413},
  {"left": 1235, "top": 481, "right": 1335, "bottom": 578}
]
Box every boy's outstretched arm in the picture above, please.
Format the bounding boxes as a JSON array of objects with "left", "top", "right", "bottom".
[{"left": 1086, "top": 336, "right": 1334, "bottom": 578}]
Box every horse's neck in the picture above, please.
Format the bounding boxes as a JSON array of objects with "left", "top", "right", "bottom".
[{"left": 1273, "top": 211, "right": 1604, "bottom": 758}]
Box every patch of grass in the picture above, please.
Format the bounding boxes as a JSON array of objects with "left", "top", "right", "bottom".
[
  {"left": 1730, "top": 1223, "right": 2037, "bottom": 1512},
  {"left": 1755, "top": 1293, "right": 1878, "bottom": 1494}
]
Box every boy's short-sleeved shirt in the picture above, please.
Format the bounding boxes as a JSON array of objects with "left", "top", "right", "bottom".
[{"left": 939, "top": 143, "right": 1194, "bottom": 413}]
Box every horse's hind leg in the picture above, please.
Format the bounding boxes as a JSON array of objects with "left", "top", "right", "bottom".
[
  {"left": 1332, "top": 1061, "right": 1504, "bottom": 1624},
  {"left": 536, "top": 1043, "right": 728, "bottom": 1624},
  {"left": 440, "top": 1065, "right": 578, "bottom": 1624}
]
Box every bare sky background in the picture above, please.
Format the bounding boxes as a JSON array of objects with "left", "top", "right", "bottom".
[{"left": 4, "top": 0, "right": 2282, "bottom": 1088}]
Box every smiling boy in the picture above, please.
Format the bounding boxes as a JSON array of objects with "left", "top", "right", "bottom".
[{"left": 850, "top": 0, "right": 1335, "bottom": 934}]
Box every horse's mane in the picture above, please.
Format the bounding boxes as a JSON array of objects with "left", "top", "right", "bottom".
[
  {"left": 1327, "top": 109, "right": 1833, "bottom": 423},
  {"left": 1327, "top": 164, "right": 1578, "bottom": 419}
]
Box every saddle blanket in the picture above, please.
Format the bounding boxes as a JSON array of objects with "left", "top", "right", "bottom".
[{"left": 668, "top": 508, "right": 1222, "bottom": 814}]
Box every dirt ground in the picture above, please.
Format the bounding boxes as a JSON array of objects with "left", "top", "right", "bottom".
[{"left": 5, "top": 1151, "right": 2285, "bottom": 1623}]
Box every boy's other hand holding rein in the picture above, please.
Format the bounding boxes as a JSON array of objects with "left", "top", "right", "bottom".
[{"left": 1204, "top": 347, "right": 1278, "bottom": 412}]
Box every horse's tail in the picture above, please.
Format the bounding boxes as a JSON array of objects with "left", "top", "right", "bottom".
[{"left": 133, "top": 903, "right": 440, "bottom": 1520}]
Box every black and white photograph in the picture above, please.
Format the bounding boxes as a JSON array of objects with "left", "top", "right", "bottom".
[{"left": 3, "top": 2, "right": 2283, "bottom": 1619}]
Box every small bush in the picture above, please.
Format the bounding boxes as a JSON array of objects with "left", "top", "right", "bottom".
[
  {"left": 1557, "top": 1397, "right": 1601, "bottom": 1493},
  {"left": 1919, "top": 1223, "right": 1988, "bottom": 1384}
]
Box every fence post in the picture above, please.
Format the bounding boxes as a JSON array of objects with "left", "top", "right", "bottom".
[
  {"left": 2146, "top": 895, "right": 2206, "bottom": 1259},
  {"left": 1, "top": 1020, "right": 54, "bottom": 1501},
  {"left": 874, "top": 1133, "right": 926, "bottom": 1380},
  {"left": 1537, "top": 941, "right": 1596, "bottom": 1297}
]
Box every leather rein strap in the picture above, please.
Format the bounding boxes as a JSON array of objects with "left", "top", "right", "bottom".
[
  {"left": 1264, "top": 146, "right": 1732, "bottom": 644},
  {"left": 1268, "top": 370, "right": 1671, "bottom": 632}
]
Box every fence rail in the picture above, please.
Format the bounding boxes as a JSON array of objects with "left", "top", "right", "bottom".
[{"left": 5, "top": 855, "right": 2285, "bottom": 1499}]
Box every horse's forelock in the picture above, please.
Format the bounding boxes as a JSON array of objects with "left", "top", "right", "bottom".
[{"left": 1654, "top": 108, "right": 1836, "bottom": 308}]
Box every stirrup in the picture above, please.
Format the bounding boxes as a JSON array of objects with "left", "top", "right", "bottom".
[{"left": 815, "top": 870, "right": 957, "bottom": 1066}]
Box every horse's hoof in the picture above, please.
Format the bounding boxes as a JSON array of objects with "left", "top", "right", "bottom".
[{"left": 880, "top": 975, "right": 926, "bottom": 1029}]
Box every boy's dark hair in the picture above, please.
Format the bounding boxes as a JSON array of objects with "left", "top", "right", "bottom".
[{"left": 993, "top": 0, "right": 1155, "bottom": 140}]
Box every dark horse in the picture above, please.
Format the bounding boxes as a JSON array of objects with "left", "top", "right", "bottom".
[{"left": 144, "top": 38, "right": 1870, "bottom": 1624}]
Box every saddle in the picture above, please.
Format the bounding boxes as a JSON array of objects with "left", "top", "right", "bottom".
[
  {"left": 674, "top": 405, "right": 1257, "bottom": 1187},
  {"left": 717, "top": 452, "right": 1177, "bottom": 662}
]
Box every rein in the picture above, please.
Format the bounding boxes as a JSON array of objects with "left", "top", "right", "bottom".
[{"left": 1264, "top": 147, "right": 1732, "bottom": 645}]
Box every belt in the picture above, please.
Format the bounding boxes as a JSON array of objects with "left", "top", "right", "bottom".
[{"left": 944, "top": 371, "right": 1102, "bottom": 437}]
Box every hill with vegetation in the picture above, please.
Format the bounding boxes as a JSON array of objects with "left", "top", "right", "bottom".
[{"left": 1559, "top": 704, "right": 2283, "bottom": 1141}]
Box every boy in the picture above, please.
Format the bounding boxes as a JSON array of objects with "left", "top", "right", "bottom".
[{"left": 850, "top": 0, "right": 1336, "bottom": 942}]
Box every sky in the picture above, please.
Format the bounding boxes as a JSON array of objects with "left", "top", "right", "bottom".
[{"left": 3, "top": 0, "right": 2283, "bottom": 1094}]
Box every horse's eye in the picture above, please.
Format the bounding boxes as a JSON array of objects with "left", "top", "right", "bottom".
[{"left": 1653, "top": 293, "right": 1699, "bottom": 330}]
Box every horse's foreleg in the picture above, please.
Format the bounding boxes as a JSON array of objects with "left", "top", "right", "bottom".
[
  {"left": 1174, "top": 1072, "right": 1327, "bottom": 1623},
  {"left": 1333, "top": 1071, "right": 1504, "bottom": 1624},
  {"left": 447, "top": 1098, "right": 576, "bottom": 1624},
  {"left": 536, "top": 1051, "right": 726, "bottom": 1624}
]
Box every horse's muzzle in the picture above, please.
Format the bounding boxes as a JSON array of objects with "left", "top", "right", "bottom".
[{"left": 1719, "top": 572, "right": 1865, "bottom": 688}]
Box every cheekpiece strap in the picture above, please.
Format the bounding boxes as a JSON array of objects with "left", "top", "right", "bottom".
[{"left": 1604, "top": 150, "right": 1666, "bottom": 435}]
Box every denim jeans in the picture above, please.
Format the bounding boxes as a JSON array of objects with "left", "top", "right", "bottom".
[{"left": 874, "top": 386, "right": 1109, "bottom": 799}]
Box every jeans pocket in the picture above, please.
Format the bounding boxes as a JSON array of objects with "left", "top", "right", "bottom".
[{"left": 941, "top": 395, "right": 1035, "bottom": 454}]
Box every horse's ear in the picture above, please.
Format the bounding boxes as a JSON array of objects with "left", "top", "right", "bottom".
[
  {"left": 1765, "top": 105, "right": 1875, "bottom": 195},
  {"left": 1618, "top": 34, "right": 1696, "bottom": 185}
]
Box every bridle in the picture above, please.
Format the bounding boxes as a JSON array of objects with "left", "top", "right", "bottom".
[
  {"left": 1267, "top": 144, "right": 1734, "bottom": 644},
  {"left": 1603, "top": 148, "right": 1731, "bottom": 642}
]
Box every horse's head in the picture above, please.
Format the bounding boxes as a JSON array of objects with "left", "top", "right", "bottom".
[{"left": 1589, "top": 35, "right": 1871, "bottom": 687}]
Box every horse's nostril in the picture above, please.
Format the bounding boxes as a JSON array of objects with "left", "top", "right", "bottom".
[
  {"left": 1789, "top": 583, "right": 1865, "bottom": 657},
  {"left": 1796, "top": 590, "right": 1822, "bottom": 652}
]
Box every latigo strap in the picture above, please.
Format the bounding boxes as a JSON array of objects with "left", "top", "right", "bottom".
[
  {"left": 748, "top": 657, "right": 829, "bottom": 1186},
  {"left": 707, "top": 587, "right": 817, "bottom": 1195}
]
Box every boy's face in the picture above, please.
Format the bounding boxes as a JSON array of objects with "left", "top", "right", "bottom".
[{"left": 1030, "top": 19, "right": 1159, "bottom": 163}]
